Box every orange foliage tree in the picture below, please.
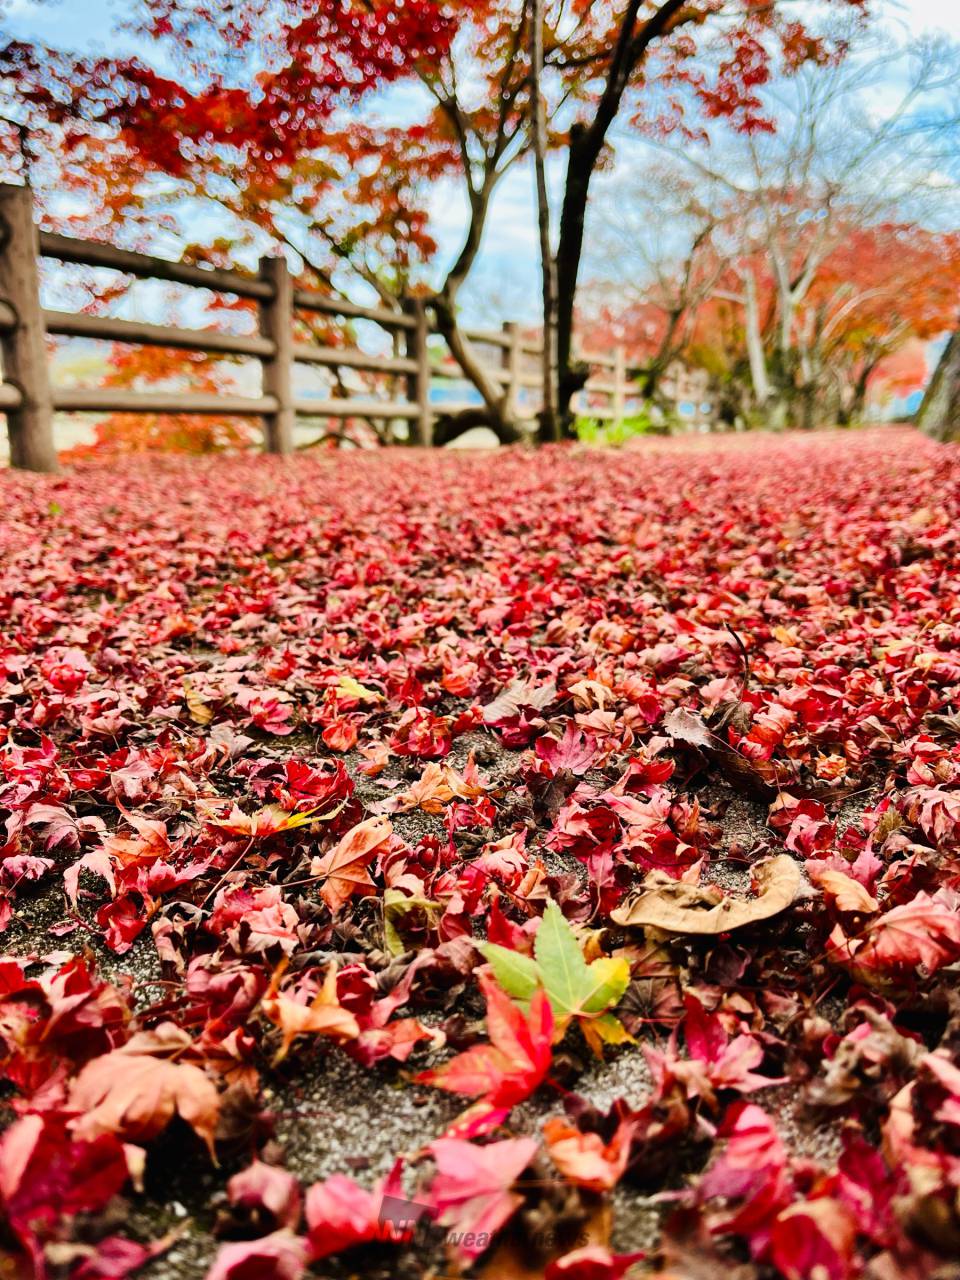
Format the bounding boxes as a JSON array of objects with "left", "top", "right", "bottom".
[
  {"left": 59, "top": 346, "right": 259, "bottom": 461},
  {"left": 585, "top": 221, "right": 960, "bottom": 429},
  {"left": 576, "top": 25, "right": 960, "bottom": 431},
  {"left": 801, "top": 223, "right": 960, "bottom": 425},
  {"left": 2, "top": 0, "right": 873, "bottom": 447}
]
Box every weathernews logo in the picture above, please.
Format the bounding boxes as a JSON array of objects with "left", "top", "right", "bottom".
[{"left": 375, "top": 1192, "right": 589, "bottom": 1253}]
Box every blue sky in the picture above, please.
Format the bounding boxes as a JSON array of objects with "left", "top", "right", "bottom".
[
  {"left": 6, "top": 0, "right": 148, "bottom": 54},
  {"left": 4, "top": 0, "right": 960, "bottom": 327}
]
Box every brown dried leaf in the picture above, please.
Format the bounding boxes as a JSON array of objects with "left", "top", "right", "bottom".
[
  {"left": 476, "top": 1198, "right": 611, "bottom": 1279},
  {"left": 482, "top": 679, "right": 557, "bottom": 724},
  {"left": 663, "top": 707, "right": 775, "bottom": 799},
  {"left": 663, "top": 707, "right": 713, "bottom": 748},
  {"left": 310, "top": 815, "right": 392, "bottom": 912},
  {"left": 611, "top": 855, "right": 802, "bottom": 935},
  {"left": 262, "top": 967, "right": 359, "bottom": 1064},
  {"left": 68, "top": 1024, "right": 220, "bottom": 1156},
  {"left": 814, "top": 869, "right": 879, "bottom": 914},
  {"left": 183, "top": 679, "right": 214, "bottom": 725}
]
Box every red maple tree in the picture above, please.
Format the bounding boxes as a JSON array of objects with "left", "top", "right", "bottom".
[{"left": 2, "top": 0, "right": 872, "bottom": 443}]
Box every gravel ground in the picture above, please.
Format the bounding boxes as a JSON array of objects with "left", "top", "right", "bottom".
[
  {"left": 8, "top": 767, "right": 790, "bottom": 1280},
  {"left": 0, "top": 610, "right": 835, "bottom": 1280}
]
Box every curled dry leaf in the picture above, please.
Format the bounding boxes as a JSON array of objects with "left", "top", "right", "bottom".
[
  {"left": 310, "top": 815, "right": 393, "bottom": 912},
  {"left": 813, "top": 868, "right": 879, "bottom": 915},
  {"left": 543, "top": 1115, "right": 637, "bottom": 1191},
  {"left": 610, "top": 854, "right": 802, "bottom": 935},
  {"left": 182, "top": 678, "right": 214, "bottom": 725},
  {"left": 67, "top": 1025, "right": 220, "bottom": 1157},
  {"left": 663, "top": 705, "right": 778, "bottom": 798},
  {"left": 262, "top": 967, "right": 360, "bottom": 1064},
  {"left": 482, "top": 679, "right": 557, "bottom": 725},
  {"left": 663, "top": 707, "right": 714, "bottom": 748}
]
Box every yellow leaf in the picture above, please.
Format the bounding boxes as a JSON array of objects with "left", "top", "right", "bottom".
[
  {"left": 816, "top": 869, "right": 879, "bottom": 914},
  {"left": 183, "top": 679, "right": 213, "bottom": 725},
  {"left": 337, "top": 675, "right": 381, "bottom": 703}
]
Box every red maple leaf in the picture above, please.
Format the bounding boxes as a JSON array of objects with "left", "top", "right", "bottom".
[
  {"left": 417, "top": 972, "right": 553, "bottom": 1138},
  {"left": 424, "top": 1135, "right": 538, "bottom": 1259}
]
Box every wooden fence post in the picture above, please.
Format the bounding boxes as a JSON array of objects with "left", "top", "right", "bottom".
[
  {"left": 502, "top": 320, "right": 521, "bottom": 419},
  {"left": 613, "top": 344, "right": 625, "bottom": 431},
  {"left": 405, "top": 298, "right": 432, "bottom": 446},
  {"left": 0, "top": 183, "right": 57, "bottom": 472},
  {"left": 259, "top": 255, "right": 295, "bottom": 454}
]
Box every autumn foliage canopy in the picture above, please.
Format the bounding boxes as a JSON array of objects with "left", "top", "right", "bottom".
[{"left": 0, "top": 0, "right": 878, "bottom": 445}]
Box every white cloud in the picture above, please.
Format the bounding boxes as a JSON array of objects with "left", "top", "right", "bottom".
[{"left": 893, "top": 0, "right": 960, "bottom": 37}]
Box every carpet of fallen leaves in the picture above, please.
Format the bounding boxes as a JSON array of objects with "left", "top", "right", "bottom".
[{"left": 3, "top": 428, "right": 960, "bottom": 1280}]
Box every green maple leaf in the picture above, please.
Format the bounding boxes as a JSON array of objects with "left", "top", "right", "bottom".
[
  {"left": 383, "top": 887, "right": 442, "bottom": 956},
  {"left": 478, "top": 901, "right": 632, "bottom": 1052}
]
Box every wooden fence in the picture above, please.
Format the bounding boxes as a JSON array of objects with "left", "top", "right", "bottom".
[{"left": 0, "top": 182, "right": 669, "bottom": 471}]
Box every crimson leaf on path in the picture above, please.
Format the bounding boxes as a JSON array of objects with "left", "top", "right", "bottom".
[
  {"left": 424, "top": 1135, "right": 539, "bottom": 1259},
  {"left": 416, "top": 971, "right": 554, "bottom": 1138}
]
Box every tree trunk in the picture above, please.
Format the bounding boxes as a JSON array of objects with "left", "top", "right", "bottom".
[
  {"left": 427, "top": 149, "right": 530, "bottom": 444},
  {"left": 918, "top": 328, "right": 960, "bottom": 442},
  {"left": 637, "top": 310, "right": 682, "bottom": 403},
  {"left": 799, "top": 383, "right": 817, "bottom": 431},
  {"left": 742, "top": 268, "right": 771, "bottom": 410},
  {"left": 432, "top": 296, "right": 522, "bottom": 445},
  {"left": 766, "top": 393, "right": 790, "bottom": 432},
  {"left": 554, "top": 128, "right": 594, "bottom": 433},
  {"left": 530, "top": 0, "right": 559, "bottom": 444},
  {"left": 846, "top": 361, "right": 875, "bottom": 426},
  {"left": 553, "top": 0, "right": 690, "bottom": 432},
  {"left": 431, "top": 405, "right": 523, "bottom": 447}
]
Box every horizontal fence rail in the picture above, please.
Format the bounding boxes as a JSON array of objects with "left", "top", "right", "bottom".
[
  {"left": 294, "top": 398, "right": 422, "bottom": 420},
  {"left": 292, "top": 344, "right": 417, "bottom": 375},
  {"left": 43, "top": 310, "right": 277, "bottom": 358},
  {"left": 38, "top": 230, "right": 273, "bottom": 299},
  {"left": 51, "top": 390, "right": 281, "bottom": 415},
  {"left": 0, "top": 181, "right": 678, "bottom": 470},
  {"left": 294, "top": 287, "right": 416, "bottom": 330}
]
